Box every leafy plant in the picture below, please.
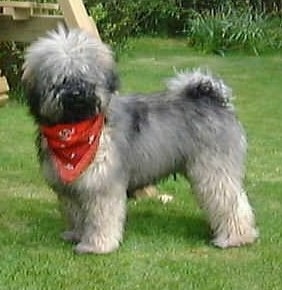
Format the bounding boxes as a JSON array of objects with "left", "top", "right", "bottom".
[
  {"left": 0, "top": 42, "right": 26, "bottom": 102},
  {"left": 227, "top": 8, "right": 270, "bottom": 55},
  {"left": 88, "top": 0, "right": 182, "bottom": 52},
  {"left": 186, "top": 4, "right": 281, "bottom": 55}
]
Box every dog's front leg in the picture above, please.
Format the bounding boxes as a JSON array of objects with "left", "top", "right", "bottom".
[
  {"left": 75, "top": 183, "right": 127, "bottom": 254},
  {"left": 58, "top": 194, "right": 83, "bottom": 244}
]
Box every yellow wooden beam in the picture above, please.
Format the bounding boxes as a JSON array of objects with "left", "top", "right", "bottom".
[
  {"left": 58, "top": 0, "right": 100, "bottom": 40},
  {"left": 0, "top": 1, "right": 60, "bottom": 20},
  {"left": 0, "top": 76, "right": 9, "bottom": 107},
  {"left": 0, "top": 1, "right": 59, "bottom": 11},
  {"left": 0, "top": 1, "right": 100, "bottom": 40},
  {"left": 0, "top": 94, "right": 9, "bottom": 106},
  {"left": 0, "top": 14, "right": 65, "bottom": 42},
  {"left": 3, "top": 6, "right": 31, "bottom": 20},
  {"left": 0, "top": 76, "right": 9, "bottom": 93}
]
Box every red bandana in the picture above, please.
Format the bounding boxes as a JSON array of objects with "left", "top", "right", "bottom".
[{"left": 41, "top": 114, "right": 105, "bottom": 183}]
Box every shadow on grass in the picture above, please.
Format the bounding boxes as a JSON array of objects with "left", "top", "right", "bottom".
[
  {"left": 126, "top": 203, "right": 210, "bottom": 246},
  {"left": 0, "top": 195, "right": 210, "bottom": 250}
]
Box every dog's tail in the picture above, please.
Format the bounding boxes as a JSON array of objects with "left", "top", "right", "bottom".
[{"left": 167, "top": 70, "right": 233, "bottom": 109}]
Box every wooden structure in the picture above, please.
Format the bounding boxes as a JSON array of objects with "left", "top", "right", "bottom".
[
  {"left": 0, "top": 70, "right": 9, "bottom": 107},
  {"left": 0, "top": 0, "right": 101, "bottom": 106}
]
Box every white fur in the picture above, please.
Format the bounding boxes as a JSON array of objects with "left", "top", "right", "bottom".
[{"left": 42, "top": 129, "right": 127, "bottom": 254}]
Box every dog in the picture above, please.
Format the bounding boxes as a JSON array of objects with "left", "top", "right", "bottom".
[{"left": 22, "top": 27, "right": 258, "bottom": 254}]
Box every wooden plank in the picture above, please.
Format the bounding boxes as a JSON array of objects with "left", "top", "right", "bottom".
[
  {"left": 0, "top": 1, "right": 59, "bottom": 11},
  {"left": 0, "top": 14, "right": 65, "bottom": 42},
  {"left": 0, "top": 1, "right": 60, "bottom": 20},
  {"left": 0, "top": 1, "right": 35, "bottom": 9},
  {"left": 3, "top": 6, "right": 31, "bottom": 20},
  {"left": 0, "top": 1, "right": 60, "bottom": 19},
  {"left": 0, "top": 76, "right": 9, "bottom": 107},
  {"left": 58, "top": 0, "right": 100, "bottom": 40},
  {"left": 0, "top": 76, "right": 9, "bottom": 93},
  {"left": 0, "top": 94, "right": 9, "bottom": 107}
]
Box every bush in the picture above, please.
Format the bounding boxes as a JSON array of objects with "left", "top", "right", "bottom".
[
  {"left": 186, "top": 5, "right": 282, "bottom": 55},
  {"left": 0, "top": 42, "right": 26, "bottom": 102},
  {"left": 87, "top": 0, "right": 183, "bottom": 52}
]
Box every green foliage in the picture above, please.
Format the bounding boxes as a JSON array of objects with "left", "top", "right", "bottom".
[
  {"left": 186, "top": 5, "right": 282, "bottom": 55},
  {"left": 87, "top": 0, "right": 182, "bottom": 52},
  {"left": 0, "top": 42, "right": 26, "bottom": 101}
]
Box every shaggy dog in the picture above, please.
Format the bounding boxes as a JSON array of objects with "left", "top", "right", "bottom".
[{"left": 22, "top": 27, "right": 258, "bottom": 254}]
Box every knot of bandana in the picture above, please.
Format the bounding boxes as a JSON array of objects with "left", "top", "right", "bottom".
[{"left": 41, "top": 114, "right": 105, "bottom": 183}]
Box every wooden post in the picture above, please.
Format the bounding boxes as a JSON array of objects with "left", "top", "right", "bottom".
[
  {"left": 0, "top": 0, "right": 101, "bottom": 42},
  {"left": 0, "top": 71, "right": 9, "bottom": 107},
  {"left": 58, "top": 0, "right": 101, "bottom": 40}
]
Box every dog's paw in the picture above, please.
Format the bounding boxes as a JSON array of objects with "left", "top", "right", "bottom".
[
  {"left": 61, "top": 231, "right": 80, "bottom": 243},
  {"left": 212, "top": 229, "right": 258, "bottom": 248},
  {"left": 74, "top": 239, "right": 120, "bottom": 254}
]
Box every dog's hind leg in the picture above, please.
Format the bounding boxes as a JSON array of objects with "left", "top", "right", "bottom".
[
  {"left": 187, "top": 156, "right": 258, "bottom": 248},
  {"left": 74, "top": 183, "right": 127, "bottom": 254}
]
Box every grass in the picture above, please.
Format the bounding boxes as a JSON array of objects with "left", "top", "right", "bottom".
[{"left": 1, "top": 37, "right": 282, "bottom": 290}]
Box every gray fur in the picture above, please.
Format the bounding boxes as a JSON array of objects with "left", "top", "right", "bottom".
[
  {"left": 23, "top": 28, "right": 258, "bottom": 254},
  {"left": 23, "top": 26, "right": 117, "bottom": 124}
]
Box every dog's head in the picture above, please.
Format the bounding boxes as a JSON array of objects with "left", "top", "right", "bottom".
[{"left": 22, "top": 26, "right": 118, "bottom": 125}]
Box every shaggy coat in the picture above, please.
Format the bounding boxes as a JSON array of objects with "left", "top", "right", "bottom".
[{"left": 22, "top": 27, "right": 258, "bottom": 254}]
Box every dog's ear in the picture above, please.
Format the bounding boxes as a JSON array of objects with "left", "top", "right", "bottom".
[{"left": 23, "top": 81, "right": 44, "bottom": 123}]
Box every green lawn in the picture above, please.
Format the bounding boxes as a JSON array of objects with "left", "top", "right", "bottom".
[{"left": 0, "top": 38, "right": 281, "bottom": 290}]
